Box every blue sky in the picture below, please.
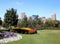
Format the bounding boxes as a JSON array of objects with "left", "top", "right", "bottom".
[{"left": 0, "top": 0, "right": 60, "bottom": 20}]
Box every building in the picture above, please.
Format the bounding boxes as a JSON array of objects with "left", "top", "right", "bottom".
[
  {"left": 20, "top": 12, "right": 26, "bottom": 19},
  {"left": 32, "top": 15, "right": 38, "bottom": 19},
  {"left": 51, "top": 13, "right": 56, "bottom": 20}
]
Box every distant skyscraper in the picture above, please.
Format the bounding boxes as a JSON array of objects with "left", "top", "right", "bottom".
[
  {"left": 32, "top": 15, "right": 38, "bottom": 19},
  {"left": 51, "top": 13, "right": 56, "bottom": 20},
  {"left": 20, "top": 12, "right": 26, "bottom": 19}
]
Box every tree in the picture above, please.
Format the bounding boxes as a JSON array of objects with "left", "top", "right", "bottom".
[
  {"left": 44, "top": 20, "right": 59, "bottom": 29},
  {"left": 28, "top": 16, "right": 42, "bottom": 29},
  {"left": 34, "top": 17, "right": 42, "bottom": 29},
  {"left": 27, "top": 19, "right": 34, "bottom": 28},
  {"left": 4, "top": 8, "right": 18, "bottom": 27},
  {"left": 0, "top": 17, "right": 2, "bottom": 29},
  {"left": 58, "top": 21, "right": 60, "bottom": 28},
  {"left": 19, "top": 16, "right": 28, "bottom": 27},
  {"left": 0, "top": 17, "right": 2, "bottom": 26}
]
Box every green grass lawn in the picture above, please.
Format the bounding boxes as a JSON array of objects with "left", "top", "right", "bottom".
[{"left": 6, "top": 30, "right": 60, "bottom": 44}]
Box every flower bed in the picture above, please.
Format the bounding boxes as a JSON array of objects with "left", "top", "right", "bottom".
[{"left": 0, "top": 31, "right": 22, "bottom": 44}]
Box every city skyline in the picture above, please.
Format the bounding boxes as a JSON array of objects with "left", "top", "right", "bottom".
[
  {"left": 19, "top": 12, "right": 57, "bottom": 21},
  {"left": 0, "top": 0, "right": 60, "bottom": 20}
]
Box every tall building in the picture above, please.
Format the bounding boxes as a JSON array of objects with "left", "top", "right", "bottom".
[
  {"left": 32, "top": 15, "right": 38, "bottom": 19},
  {"left": 20, "top": 12, "right": 26, "bottom": 19},
  {"left": 51, "top": 13, "right": 56, "bottom": 20}
]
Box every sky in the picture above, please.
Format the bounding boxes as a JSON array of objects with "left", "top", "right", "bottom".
[{"left": 0, "top": 0, "right": 60, "bottom": 20}]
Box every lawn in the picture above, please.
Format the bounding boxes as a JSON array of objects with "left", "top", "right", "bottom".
[{"left": 6, "top": 30, "right": 60, "bottom": 44}]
